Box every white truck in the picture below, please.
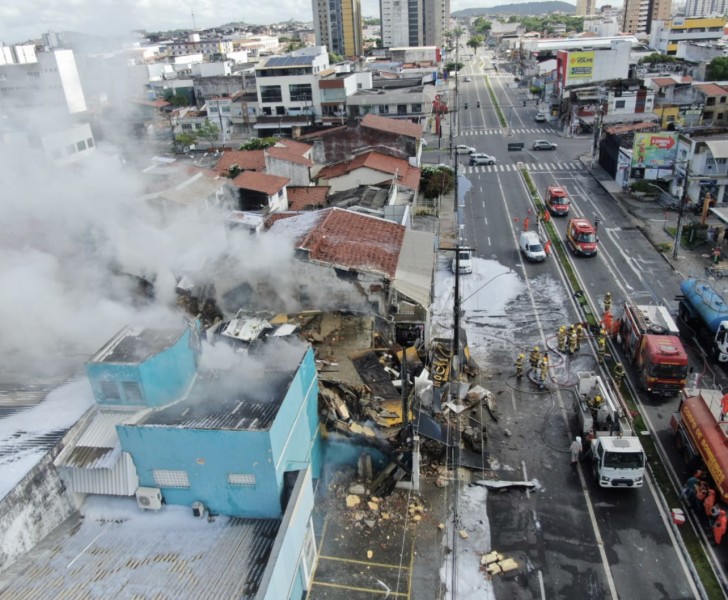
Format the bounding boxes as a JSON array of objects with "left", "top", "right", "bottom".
[{"left": 573, "top": 372, "right": 646, "bottom": 488}]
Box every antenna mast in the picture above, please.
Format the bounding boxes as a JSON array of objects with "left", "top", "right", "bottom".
[{"left": 191, "top": 9, "right": 197, "bottom": 31}]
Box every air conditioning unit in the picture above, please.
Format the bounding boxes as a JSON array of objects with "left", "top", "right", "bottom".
[
  {"left": 192, "top": 501, "right": 206, "bottom": 518},
  {"left": 136, "top": 487, "right": 163, "bottom": 510}
]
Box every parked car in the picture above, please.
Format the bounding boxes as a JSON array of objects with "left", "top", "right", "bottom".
[
  {"left": 464, "top": 76, "right": 472, "bottom": 82},
  {"left": 519, "top": 231, "right": 547, "bottom": 262},
  {"left": 451, "top": 249, "right": 473, "bottom": 274},
  {"left": 470, "top": 154, "right": 496, "bottom": 166},
  {"left": 535, "top": 112, "right": 547, "bottom": 122},
  {"left": 456, "top": 145, "right": 476, "bottom": 154},
  {"left": 532, "top": 140, "right": 557, "bottom": 151}
]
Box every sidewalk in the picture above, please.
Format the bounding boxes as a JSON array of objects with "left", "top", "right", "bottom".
[{"left": 581, "top": 157, "right": 725, "bottom": 281}]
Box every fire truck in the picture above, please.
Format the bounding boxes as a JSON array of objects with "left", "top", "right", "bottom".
[
  {"left": 616, "top": 302, "right": 688, "bottom": 397},
  {"left": 565, "top": 217, "right": 598, "bottom": 257},
  {"left": 545, "top": 185, "right": 570, "bottom": 216},
  {"left": 671, "top": 387, "right": 728, "bottom": 502}
]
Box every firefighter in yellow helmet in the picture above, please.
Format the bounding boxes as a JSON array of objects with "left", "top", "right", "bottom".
[
  {"left": 515, "top": 354, "right": 525, "bottom": 380},
  {"left": 576, "top": 323, "right": 585, "bottom": 350},
  {"left": 569, "top": 327, "right": 578, "bottom": 355},
  {"left": 604, "top": 292, "right": 612, "bottom": 314},
  {"left": 613, "top": 362, "right": 625, "bottom": 388},
  {"left": 539, "top": 353, "right": 549, "bottom": 389},
  {"left": 557, "top": 326, "right": 567, "bottom": 353},
  {"left": 529, "top": 346, "right": 541, "bottom": 373}
]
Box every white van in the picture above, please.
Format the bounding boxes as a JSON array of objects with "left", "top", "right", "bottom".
[
  {"left": 519, "top": 231, "right": 546, "bottom": 262},
  {"left": 451, "top": 249, "right": 473, "bottom": 274}
]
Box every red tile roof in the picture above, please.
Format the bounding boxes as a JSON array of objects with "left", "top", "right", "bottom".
[
  {"left": 214, "top": 150, "right": 266, "bottom": 175},
  {"left": 652, "top": 77, "right": 677, "bottom": 87},
  {"left": 287, "top": 186, "right": 329, "bottom": 210},
  {"left": 133, "top": 99, "right": 170, "bottom": 108},
  {"left": 316, "top": 151, "right": 420, "bottom": 191},
  {"left": 361, "top": 114, "right": 422, "bottom": 140},
  {"left": 266, "top": 145, "right": 313, "bottom": 167},
  {"left": 268, "top": 208, "right": 405, "bottom": 278},
  {"left": 231, "top": 171, "right": 290, "bottom": 195},
  {"left": 696, "top": 83, "right": 728, "bottom": 96}
]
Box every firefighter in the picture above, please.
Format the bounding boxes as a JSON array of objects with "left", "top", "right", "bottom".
[
  {"left": 515, "top": 354, "right": 525, "bottom": 380},
  {"left": 569, "top": 327, "right": 579, "bottom": 355},
  {"left": 539, "top": 353, "right": 549, "bottom": 388},
  {"left": 613, "top": 362, "right": 625, "bottom": 388},
  {"left": 705, "top": 488, "right": 717, "bottom": 518},
  {"left": 597, "top": 335, "right": 607, "bottom": 364},
  {"left": 576, "top": 323, "right": 585, "bottom": 350},
  {"left": 529, "top": 346, "right": 541, "bottom": 373},
  {"left": 604, "top": 292, "right": 612, "bottom": 314},
  {"left": 712, "top": 506, "right": 727, "bottom": 545},
  {"left": 523, "top": 216, "right": 530, "bottom": 232},
  {"left": 557, "top": 326, "right": 567, "bottom": 352}
]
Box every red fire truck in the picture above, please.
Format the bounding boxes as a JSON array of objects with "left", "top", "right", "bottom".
[
  {"left": 671, "top": 387, "right": 728, "bottom": 502},
  {"left": 545, "top": 185, "right": 570, "bottom": 216},
  {"left": 566, "top": 217, "right": 598, "bottom": 257},
  {"left": 617, "top": 302, "right": 688, "bottom": 397}
]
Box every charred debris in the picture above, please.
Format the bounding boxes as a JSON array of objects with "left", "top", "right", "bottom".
[{"left": 207, "top": 309, "right": 495, "bottom": 495}]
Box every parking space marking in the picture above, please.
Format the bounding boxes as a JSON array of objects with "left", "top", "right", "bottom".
[
  {"left": 311, "top": 580, "right": 409, "bottom": 597},
  {"left": 318, "top": 555, "right": 410, "bottom": 570}
]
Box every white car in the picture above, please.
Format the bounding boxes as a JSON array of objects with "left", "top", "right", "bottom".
[
  {"left": 519, "top": 231, "right": 546, "bottom": 262},
  {"left": 456, "top": 145, "right": 476, "bottom": 155},
  {"left": 451, "top": 249, "right": 473, "bottom": 274},
  {"left": 535, "top": 112, "right": 547, "bottom": 122},
  {"left": 470, "top": 154, "right": 496, "bottom": 165},
  {"left": 532, "top": 140, "right": 557, "bottom": 151},
  {"left": 464, "top": 76, "right": 472, "bottom": 82}
]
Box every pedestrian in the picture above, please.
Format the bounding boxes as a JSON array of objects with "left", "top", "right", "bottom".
[
  {"left": 613, "top": 362, "right": 625, "bottom": 388},
  {"left": 544, "top": 239, "right": 552, "bottom": 256},
  {"left": 523, "top": 99, "right": 527, "bottom": 107},
  {"left": 705, "top": 488, "right": 717, "bottom": 518},
  {"left": 543, "top": 210, "right": 551, "bottom": 223},
  {"left": 713, "top": 246, "right": 722, "bottom": 264},
  {"left": 583, "top": 429, "right": 596, "bottom": 460},
  {"left": 682, "top": 471, "right": 704, "bottom": 510},
  {"left": 515, "top": 354, "right": 525, "bottom": 380},
  {"left": 570, "top": 436, "right": 582, "bottom": 466},
  {"left": 604, "top": 292, "right": 612, "bottom": 314},
  {"left": 523, "top": 216, "right": 530, "bottom": 232},
  {"left": 712, "top": 506, "right": 727, "bottom": 544}
]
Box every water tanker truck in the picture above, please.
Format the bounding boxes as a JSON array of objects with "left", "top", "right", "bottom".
[{"left": 678, "top": 278, "right": 728, "bottom": 362}]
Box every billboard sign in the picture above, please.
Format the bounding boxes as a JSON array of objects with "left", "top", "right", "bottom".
[
  {"left": 567, "top": 51, "right": 594, "bottom": 82},
  {"left": 631, "top": 133, "right": 678, "bottom": 168}
]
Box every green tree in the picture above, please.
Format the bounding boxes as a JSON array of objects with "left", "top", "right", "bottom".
[
  {"left": 707, "top": 57, "right": 728, "bottom": 80},
  {"left": 329, "top": 52, "right": 344, "bottom": 64},
  {"left": 467, "top": 35, "right": 484, "bottom": 54},
  {"left": 639, "top": 52, "right": 677, "bottom": 65},
  {"left": 445, "top": 61, "right": 464, "bottom": 73},
  {"left": 421, "top": 165, "right": 455, "bottom": 199},
  {"left": 473, "top": 17, "right": 492, "bottom": 35},
  {"left": 228, "top": 164, "right": 242, "bottom": 178},
  {"left": 238, "top": 137, "right": 278, "bottom": 151},
  {"left": 167, "top": 93, "right": 189, "bottom": 107},
  {"left": 175, "top": 132, "right": 196, "bottom": 151},
  {"left": 196, "top": 120, "right": 221, "bottom": 145}
]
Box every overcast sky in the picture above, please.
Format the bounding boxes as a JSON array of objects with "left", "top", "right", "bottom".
[{"left": 0, "top": 0, "right": 585, "bottom": 45}]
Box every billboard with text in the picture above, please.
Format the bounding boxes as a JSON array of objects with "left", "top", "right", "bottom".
[{"left": 631, "top": 133, "right": 678, "bottom": 168}]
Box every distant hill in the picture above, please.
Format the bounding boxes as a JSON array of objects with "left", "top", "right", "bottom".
[{"left": 452, "top": 1, "right": 576, "bottom": 16}]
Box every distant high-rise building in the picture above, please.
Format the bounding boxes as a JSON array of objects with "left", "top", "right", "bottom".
[
  {"left": 685, "top": 0, "right": 728, "bottom": 16},
  {"left": 576, "top": 0, "right": 596, "bottom": 16},
  {"left": 313, "top": 0, "right": 363, "bottom": 57},
  {"left": 622, "top": 0, "right": 671, "bottom": 34},
  {"left": 380, "top": 0, "right": 450, "bottom": 49}
]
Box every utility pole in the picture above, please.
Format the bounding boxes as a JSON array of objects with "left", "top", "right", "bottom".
[{"left": 673, "top": 176, "right": 690, "bottom": 260}]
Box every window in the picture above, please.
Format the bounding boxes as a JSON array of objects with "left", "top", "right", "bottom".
[
  {"left": 122, "top": 381, "right": 143, "bottom": 402},
  {"left": 260, "top": 85, "right": 282, "bottom": 103},
  {"left": 379, "top": 104, "right": 389, "bottom": 114},
  {"left": 86, "top": 138, "right": 94, "bottom": 148},
  {"left": 76, "top": 140, "right": 87, "bottom": 152},
  {"left": 719, "top": 113, "right": 725, "bottom": 120},
  {"left": 227, "top": 473, "right": 256, "bottom": 486},
  {"left": 209, "top": 105, "right": 218, "bottom": 113},
  {"left": 717, "top": 158, "right": 727, "bottom": 164},
  {"left": 615, "top": 100, "right": 626, "bottom": 109},
  {"left": 153, "top": 469, "right": 190, "bottom": 488},
  {"left": 182, "top": 123, "right": 193, "bottom": 130},
  {"left": 221, "top": 106, "right": 230, "bottom": 113},
  {"left": 707, "top": 98, "right": 716, "bottom": 106},
  {"left": 704, "top": 111, "right": 714, "bottom": 120},
  {"left": 397, "top": 104, "right": 407, "bottom": 115},
  {"left": 99, "top": 380, "right": 120, "bottom": 400},
  {"left": 289, "top": 83, "right": 313, "bottom": 102},
  {"left": 411, "top": 104, "right": 422, "bottom": 113},
  {"left": 276, "top": 106, "right": 285, "bottom": 115}
]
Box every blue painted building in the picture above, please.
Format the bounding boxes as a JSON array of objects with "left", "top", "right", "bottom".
[
  {"left": 116, "top": 340, "right": 322, "bottom": 519},
  {"left": 86, "top": 325, "right": 198, "bottom": 407}
]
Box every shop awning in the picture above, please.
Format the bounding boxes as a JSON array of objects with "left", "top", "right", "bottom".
[{"left": 706, "top": 140, "right": 728, "bottom": 160}]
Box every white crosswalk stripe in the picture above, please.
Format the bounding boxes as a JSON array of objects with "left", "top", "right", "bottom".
[
  {"left": 463, "top": 162, "right": 586, "bottom": 174},
  {"left": 461, "top": 128, "right": 553, "bottom": 136}
]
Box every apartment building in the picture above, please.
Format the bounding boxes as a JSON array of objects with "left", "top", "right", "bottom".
[
  {"left": 380, "top": 0, "right": 449, "bottom": 49},
  {"left": 650, "top": 16, "right": 725, "bottom": 55},
  {"left": 576, "top": 0, "right": 597, "bottom": 17},
  {"left": 313, "top": 0, "right": 363, "bottom": 57},
  {"left": 622, "top": 0, "right": 671, "bottom": 34},
  {"left": 685, "top": 0, "right": 728, "bottom": 17}
]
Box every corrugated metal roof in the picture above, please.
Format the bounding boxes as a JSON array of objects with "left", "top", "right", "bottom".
[
  {"left": 139, "top": 344, "right": 307, "bottom": 431},
  {"left": 55, "top": 409, "right": 149, "bottom": 469},
  {"left": 0, "top": 508, "right": 281, "bottom": 599},
  {"left": 259, "top": 55, "right": 316, "bottom": 67},
  {"left": 89, "top": 327, "right": 187, "bottom": 364},
  {"left": 394, "top": 228, "right": 435, "bottom": 309}
]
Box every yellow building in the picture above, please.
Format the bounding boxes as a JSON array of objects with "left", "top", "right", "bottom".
[{"left": 651, "top": 16, "right": 725, "bottom": 55}]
